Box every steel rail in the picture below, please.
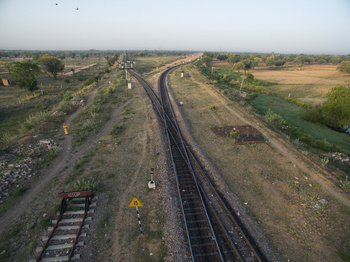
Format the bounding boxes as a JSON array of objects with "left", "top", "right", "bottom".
[
  {"left": 129, "top": 67, "right": 264, "bottom": 262},
  {"left": 160, "top": 67, "right": 264, "bottom": 262},
  {"left": 36, "top": 195, "right": 93, "bottom": 262},
  {"left": 159, "top": 68, "right": 224, "bottom": 262}
]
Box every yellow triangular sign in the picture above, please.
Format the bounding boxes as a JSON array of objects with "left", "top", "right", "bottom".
[{"left": 129, "top": 197, "right": 143, "bottom": 207}]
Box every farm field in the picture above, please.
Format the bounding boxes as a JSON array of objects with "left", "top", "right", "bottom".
[
  {"left": 250, "top": 64, "right": 350, "bottom": 105},
  {"left": 208, "top": 62, "right": 350, "bottom": 154},
  {"left": 249, "top": 93, "right": 350, "bottom": 153}
]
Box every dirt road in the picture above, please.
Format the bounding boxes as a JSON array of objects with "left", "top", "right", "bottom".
[{"left": 191, "top": 74, "right": 350, "bottom": 209}]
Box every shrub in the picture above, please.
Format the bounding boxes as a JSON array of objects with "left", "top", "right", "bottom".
[
  {"left": 302, "top": 107, "right": 324, "bottom": 123},
  {"left": 63, "top": 91, "right": 74, "bottom": 101},
  {"left": 210, "top": 106, "right": 218, "bottom": 112},
  {"left": 321, "top": 157, "right": 329, "bottom": 166},
  {"left": 340, "top": 176, "right": 350, "bottom": 190},
  {"left": 73, "top": 178, "right": 100, "bottom": 192},
  {"left": 19, "top": 111, "right": 50, "bottom": 133},
  {"left": 82, "top": 119, "right": 99, "bottom": 131},
  {"left": 38, "top": 217, "right": 50, "bottom": 229},
  {"left": 13, "top": 186, "right": 28, "bottom": 197},
  {"left": 78, "top": 76, "right": 85, "bottom": 81},
  {"left": 83, "top": 78, "right": 95, "bottom": 87},
  {"left": 0, "top": 132, "right": 15, "bottom": 148},
  {"left": 110, "top": 123, "right": 125, "bottom": 136},
  {"left": 264, "top": 109, "right": 286, "bottom": 129}
]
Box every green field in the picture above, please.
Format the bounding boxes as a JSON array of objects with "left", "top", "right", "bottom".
[
  {"left": 198, "top": 63, "right": 350, "bottom": 154},
  {"left": 249, "top": 93, "right": 350, "bottom": 152}
]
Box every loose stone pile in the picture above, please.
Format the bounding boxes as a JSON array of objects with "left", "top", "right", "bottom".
[
  {"left": 0, "top": 138, "right": 61, "bottom": 204},
  {"left": 323, "top": 152, "right": 350, "bottom": 162}
]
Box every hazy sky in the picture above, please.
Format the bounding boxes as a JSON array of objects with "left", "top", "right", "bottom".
[{"left": 0, "top": 0, "right": 349, "bottom": 54}]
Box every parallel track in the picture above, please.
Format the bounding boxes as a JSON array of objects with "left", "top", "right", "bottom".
[
  {"left": 35, "top": 195, "right": 95, "bottom": 262},
  {"left": 129, "top": 67, "right": 265, "bottom": 262}
]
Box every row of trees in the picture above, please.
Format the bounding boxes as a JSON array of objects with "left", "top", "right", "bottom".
[
  {"left": 201, "top": 52, "right": 256, "bottom": 73},
  {"left": 201, "top": 52, "right": 350, "bottom": 75},
  {"left": 0, "top": 49, "right": 119, "bottom": 61},
  {"left": 205, "top": 52, "right": 350, "bottom": 68},
  {"left": 10, "top": 55, "right": 65, "bottom": 92},
  {"left": 1, "top": 52, "right": 121, "bottom": 92},
  {"left": 105, "top": 53, "right": 119, "bottom": 67},
  {"left": 200, "top": 52, "right": 350, "bottom": 129}
]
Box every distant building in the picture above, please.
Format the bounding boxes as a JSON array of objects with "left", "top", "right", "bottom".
[{"left": 1, "top": 78, "right": 16, "bottom": 86}]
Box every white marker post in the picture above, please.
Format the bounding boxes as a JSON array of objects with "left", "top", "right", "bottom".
[{"left": 129, "top": 197, "right": 144, "bottom": 235}]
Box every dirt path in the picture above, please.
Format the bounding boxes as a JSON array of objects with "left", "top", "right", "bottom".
[
  {"left": 63, "top": 63, "right": 96, "bottom": 75},
  {"left": 190, "top": 73, "right": 350, "bottom": 209},
  {"left": 0, "top": 70, "right": 130, "bottom": 235},
  {"left": 110, "top": 78, "right": 148, "bottom": 261}
]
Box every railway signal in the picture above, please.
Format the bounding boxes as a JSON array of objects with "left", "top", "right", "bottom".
[
  {"left": 148, "top": 168, "right": 156, "bottom": 189},
  {"left": 129, "top": 197, "right": 143, "bottom": 235},
  {"left": 63, "top": 123, "right": 68, "bottom": 135}
]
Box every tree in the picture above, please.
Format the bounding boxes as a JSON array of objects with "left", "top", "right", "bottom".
[
  {"left": 245, "top": 73, "right": 254, "bottom": 83},
  {"left": 331, "top": 56, "right": 341, "bottom": 65},
  {"left": 233, "top": 62, "right": 245, "bottom": 73},
  {"left": 294, "top": 55, "right": 315, "bottom": 65},
  {"left": 302, "top": 56, "right": 315, "bottom": 64},
  {"left": 0, "top": 61, "right": 13, "bottom": 73},
  {"left": 201, "top": 56, "right": 212, "bottom": 66},
  {"left": 106, "top": 53, "right": 119, "bottom": 67},
  {"left": 337, "top": 61, "right": 350, "bottom": 74},
  {"left": 12, "top": 61, "right": 40, "bottom": 92},
  {"left": 322, "top": 86, "right": 350, "bottom": 128},
  {"left": 254, "top": 57, "right": 262, "bottom": 66},
  {"left": 216, "top": 54, "right": 228, "bottom": 61},
  {"left": 274, "top": 59, "right": 285, "bottom": 67},
  {"left": 265, "top": 56, "right": 275, "bottom": 68},
  {"left": 241, "top": 59, "right": 255, "bottom": 74},
  {"left": 39, "top": 54, "right": 64, "bottom": 80},
  {"left": 227, "top": 54, "right": 240, "bottom": 64},
  {"left": 202, "top": 52, "right": 214, "bottom": 58}
]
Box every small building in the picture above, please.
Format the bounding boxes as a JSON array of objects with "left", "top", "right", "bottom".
[{"left": 1, "top": 78, "right": 16, "bottom": 86}]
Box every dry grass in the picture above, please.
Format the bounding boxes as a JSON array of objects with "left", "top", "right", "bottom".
[
  {"left": 251, "top": 64, "right": 350, "bottom": 105},
  {"left": 1, "top": 71, "right": 167, "bottom": 262},
  {"left": 169, "top": 64, "right": 350, "bottom": 262}
]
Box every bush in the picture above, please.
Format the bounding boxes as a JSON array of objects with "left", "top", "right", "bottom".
[
  {"left": 83, "top": 78, "right": 95, "bottom": 87},
  {"left": 78, "top": 76, "right": 85, "bottom": 81},
  {"left": 110, "top": 123, "right": 125, "bottom": 136},
  {"left": 13, "top": 186, "right": 28, "bottom": 197},
  {"left": 20, "top": 111, "right": 50, "bottom": 133},
  {"left": 264, "top": 109, "right": 286, "bottom": 129},
  {"left": 63, "top": 91, "right": 74, "bottom": 101},
  {"left": 38, "top": 217, "right": 51, "bottom": 229},
  {"left": 302, "top": 107, "right": 324, "bottom": 123},
  {"left": 73, "top": 178, "right": 100, "bottom": 192},
  {"left": 82, "top": 119, "right": 99, "bottom": 131}
]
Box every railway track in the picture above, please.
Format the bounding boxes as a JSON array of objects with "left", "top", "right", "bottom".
[
  {"left": 129, "top": 67, "right": 266, "bottom": 262},
  {"left": 34, "top": 191, "right": 95, "bottom": 262}
]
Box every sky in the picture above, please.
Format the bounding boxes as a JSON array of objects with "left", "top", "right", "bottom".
[{"left": 0, "top": 0, "right": 349, "bottom": 54}]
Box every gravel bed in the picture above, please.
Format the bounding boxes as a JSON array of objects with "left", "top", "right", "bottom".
[{"left": 166, "top": 72, "right": 279, "bottom": 261}]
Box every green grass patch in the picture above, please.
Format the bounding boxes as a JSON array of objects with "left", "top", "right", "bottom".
[
  {"left": 73, "top": 178, "right": 101, "bottom": 192},
  {"left": 0, "top": 186, "right": 28, "bottom": 215},
  {"left": 248, "top": 93, "right": 350, "bottom": 152},
  {"left": 38, "top": 217, "right": 51, "bottom": 229}
]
